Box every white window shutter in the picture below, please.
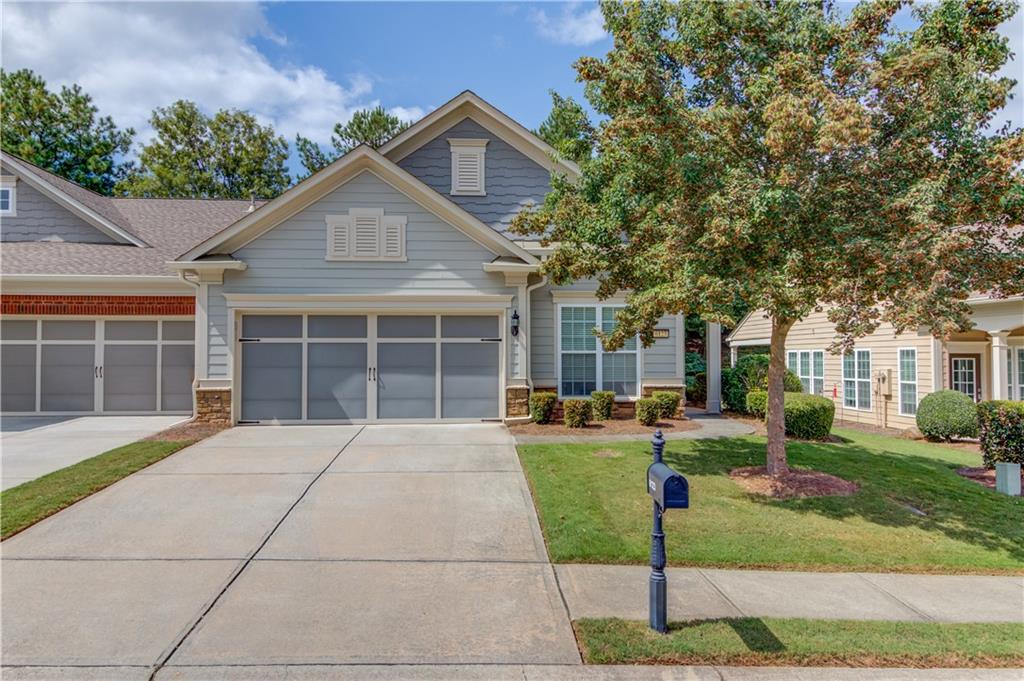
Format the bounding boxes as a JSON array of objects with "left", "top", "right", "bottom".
[
  {"left": 382, "top": 215, "right": 406, "bottom": 259},
  {"left": 325, "top": 215, "right": 351, "bottom": 259}
]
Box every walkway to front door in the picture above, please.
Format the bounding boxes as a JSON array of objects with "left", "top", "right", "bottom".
[{"left": 1, "top": 424, "right": 579, "bottom": 677}]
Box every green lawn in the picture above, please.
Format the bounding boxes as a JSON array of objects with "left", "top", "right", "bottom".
[
  {"left": 1, "top": 439, "right": 194, "bottom": 539},
  {"left": 575, "top": 617, "right": 1024, "bottom": 667},
  {"left": 518, "top": 428, "right": 1024, "bottom": 573}
]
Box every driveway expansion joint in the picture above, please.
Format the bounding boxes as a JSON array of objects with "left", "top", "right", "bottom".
[{"left": 147, "top": 426, "right": 367, "bottom": 680}]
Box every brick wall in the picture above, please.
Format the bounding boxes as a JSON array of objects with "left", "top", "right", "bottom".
[
  {"left": 1, "top": 295, "right": 194, "bottom": 316},
  {"left": 195, "top": 388, "right": 232, "bottom": 425}
]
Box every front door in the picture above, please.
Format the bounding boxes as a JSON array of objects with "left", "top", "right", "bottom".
[
  {"left": 950, "top": 355, "right": 980, "bottom": 402},
  {"left": 238, "top": 313, "right": 501, "bottom": 423}
]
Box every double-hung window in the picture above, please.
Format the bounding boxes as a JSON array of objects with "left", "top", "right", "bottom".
[
  {"left": 787, "top": 350, "right": 824, "bottom": 395},
  {"left": 898, "top": 348, "right": 918, "bottom": 415},
  {"left": 558, "top": 304, "right": 638, "bottom": 398},
  {"left": 843, "top": 349, "right": 871, "bottom": 409}
]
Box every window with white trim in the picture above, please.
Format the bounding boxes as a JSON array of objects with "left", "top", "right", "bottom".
[
  {"left": 898, "top": 348, "right": 918, "bottom": 415},
  {"left": 0, "top": 177, "right": 16, "bottom": 216},
  {"left": 448, "top": 138, "right": 487, "bottom": 195},
  {"left": 787, "top": 349, "right": 824, "bottom": 394},
  {"left": 558, "top": 304, "right": 639, "bottom": 398},
  {"left": 842, "top": 349, "right": 871, "bottom": 409},
  {"left": 326, "top": 208, "right": 406, "bottom": 261},
  {"left": 1012, "top": 347, "right": 1024, "bottom": 401}
]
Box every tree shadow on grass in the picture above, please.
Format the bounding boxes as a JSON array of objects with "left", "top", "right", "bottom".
[
  {"left": 661, "top": 437, "right": 1024, "bottom": 565},
  {"left": 669, "top": 618, "right": 786, "bottom": 653}
]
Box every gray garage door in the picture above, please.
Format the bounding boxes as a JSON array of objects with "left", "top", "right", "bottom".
[
  {"left": 240, "top": 313, "right": 500, "bottom": 422},
  {"left": 0, "top": 319, "right": 194, "bottom": 414}
]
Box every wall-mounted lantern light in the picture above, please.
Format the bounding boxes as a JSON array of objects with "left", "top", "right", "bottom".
[{"left": 511, "top": 310, "right": 520, "bottom": 336}]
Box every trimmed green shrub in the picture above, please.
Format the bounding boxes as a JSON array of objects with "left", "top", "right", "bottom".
[
  {"left": 590, "top": 391, "right": 615, "bottom": 421},
  {"left": 563, "top": 399, "right": 592, "bottom": 428},
  {"left": 529, "top": 391, "right": 557, "bottom": 424},
  {"left": 636, "top": 398, "right": 661, "bottom": 426},
  {"left": 916, "top": 390, "right": 979, "bottom": 441},
  {"left": 652, "top": 391, "right": 681, "bottom": 418},
  {"left": 722, "top": 367, "right": 746, "bottom": 412},
  {"left": 977, "top": 400, "right": 1024, "bottom": 467},
  {"left": 783, "top": 393, "right": 835, "bottom": 440},
  {"left": 690, "top": 373, "right": 707, "bottom": 403},
  {"left": 746, "top": 389, "right": 768, "bottom": 418},
  {"left": 685, "top": 351, "right": 706, "bottom": 381}
]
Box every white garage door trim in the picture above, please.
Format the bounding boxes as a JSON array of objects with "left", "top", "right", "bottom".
[
  {"left": 233, "top": 311, "right": 506, "bottom": 424},
  {"left": 0, "top": 316, "right": 195, "bottom": 415}
]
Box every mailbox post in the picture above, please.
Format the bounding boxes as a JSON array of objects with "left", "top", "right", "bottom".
[{"left": 646, "top": 429, "right": 689, "bottom": 633}]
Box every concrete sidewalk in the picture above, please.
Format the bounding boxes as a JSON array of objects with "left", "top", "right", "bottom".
[
  {"left": 556, "top": 564, "right": 1024, "bottom": 623},
  {"left": 145, "top": 665, "right": 1024, "bottom": 680}
]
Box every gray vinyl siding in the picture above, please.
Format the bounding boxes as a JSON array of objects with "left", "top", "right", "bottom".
[
  {"left": 530, "top": 281, "right": 682, "bottom": 385},
  {"left": 0, "top": 175, "right": 117, "bottom": 244},
  {"left": 224, "top": 171, "right": 510, "bottom": 295},
  {"left": 207, "top": 287, "right": 230, "bottom": 378},
  {"left": 398, "top": 118, "right": 551, "bottom": 236}
]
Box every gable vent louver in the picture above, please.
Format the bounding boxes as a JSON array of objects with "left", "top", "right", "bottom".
[
  {"left": 448, "top": 138, "right": 488, "bottom": 196},
  {"left": 325, "top": 208, "right": 405, "bottom": 261}
]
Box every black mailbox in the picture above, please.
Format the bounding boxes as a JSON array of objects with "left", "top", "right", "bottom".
[{"left": 647, "top": 462, "right": 689, "bottom": 510}]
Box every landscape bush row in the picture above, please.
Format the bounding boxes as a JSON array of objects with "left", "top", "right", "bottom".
[{"left": 528, "top": 390, "right": 680, "bottom": 428}]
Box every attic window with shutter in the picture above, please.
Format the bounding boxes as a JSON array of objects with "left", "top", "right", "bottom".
[
  {"left": 448, "top": 138, "right": 488, "bottom": 196},
  {"left": 326, "top": 208, "right": 406, "bottom": 261}
]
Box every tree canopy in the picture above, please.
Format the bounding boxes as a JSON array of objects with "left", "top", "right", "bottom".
[
  {"left": 513, "top": 0, "right": 1024, "bottom": 473},
  {"left": 295, "top": 106, "right": 411, "bottom": 178},
  {"left": 117, "top": 100, "right": 291, "bottom": 199},
  {"left": 0, "top": 69, "right": 133, "bottom": 194},
  {"left": 534, "top": 90, "right": 595, "bottom": 164}
]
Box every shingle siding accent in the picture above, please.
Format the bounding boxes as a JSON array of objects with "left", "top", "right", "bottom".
[
  {"left": 397, "top": 118, "right": 552, "bottom": 236},
  {"left": 1, "top": 178, "right": 118, "bottom": 244},
  {"left": 0, "top": 294, "right": 194, "bottom": 316}
]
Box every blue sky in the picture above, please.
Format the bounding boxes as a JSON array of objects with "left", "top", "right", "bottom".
[{"left": 2, "top": 2, "right": 1020, "bottom": 176}]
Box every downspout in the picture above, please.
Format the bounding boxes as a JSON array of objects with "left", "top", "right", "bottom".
[
  {"left": 524, "top": 273, "right": 548, "bottom": 390},
  {"left": 177, "top": 271, "right": 202, "bottom": 421}
]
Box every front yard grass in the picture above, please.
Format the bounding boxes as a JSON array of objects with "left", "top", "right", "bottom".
[
  {"left": 1, "top": 439, "right": 193, "bottom": 539},
  {"left": 518, "top": 428, "right": 1024, "bottom": 574},
  {"left": 575, "top": 617, "right": 1024, "bottom": 667}
]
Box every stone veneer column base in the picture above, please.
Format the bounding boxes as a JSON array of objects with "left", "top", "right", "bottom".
[
  {"left": 506, "top": 386, "right": 530, "bottom": 418},
  {"left": 195, "top": 388, "right": 232, "bottom": 425}
]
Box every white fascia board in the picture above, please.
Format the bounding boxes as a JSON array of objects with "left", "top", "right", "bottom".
[
  {"left": 178, "top": 146, "right": 538, "bottom": 265},
  {"left": 0, "top": 274, "right": 192, "bottom": 295},
  {"left": 222, "top": 292, "right": 513, "bottom": 312},
  {"left": 728, "top": 337, "right": 772, "bottom": 347},
  {"left": 379, "top": 91, "right": 580, "bottom": 180},
  {"left": 0, "top": 155, "right": 148, "bottom": 247},
  {"left": 481, "top": 261, "right": 539, "bottom": 273},
  {"left": 165, "top": 260, "right": 248, "bottom": 271}
]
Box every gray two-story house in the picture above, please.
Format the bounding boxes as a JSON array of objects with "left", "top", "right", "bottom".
[{"left": 1, "top": 92, "right": 714, "bottom": 424}]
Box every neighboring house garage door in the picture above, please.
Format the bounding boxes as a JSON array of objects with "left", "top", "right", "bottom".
[
  {"left": 239, "top": 314, "right": 501, "bottom": 423},
  {"left": 0, "top": 319, "right": 194, "bottom": 414}
]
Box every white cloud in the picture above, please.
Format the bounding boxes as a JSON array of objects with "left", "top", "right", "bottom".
[
  {"left": 0, "top": 2, "right": 425, "bottom": 155},
  {"left": 388, "top": 106, "right": 428, "bottom": 124},
  {"left": 529, "top": 2, "right": 606, "bottom": 46}
]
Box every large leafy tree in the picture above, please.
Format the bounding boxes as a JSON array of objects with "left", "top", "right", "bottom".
[
  {"left": 118, "top": 100, "right": 290, "bottom": 199},
  {"left": 534, "top": 90, "right": 595, "bottom": 164},
  {"left": 0, "top": 69, "right": 133, "bottom": 194},
  {"left": 513, "top": 0, "right": 1024, "bottom": 475},
  {"left": 295, "top": 106, "right": 411, "bottom": 178}
]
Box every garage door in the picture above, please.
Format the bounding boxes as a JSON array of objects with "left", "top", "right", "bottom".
[
  {"left": 239, "top": 314, "right": 500, "bottom": 423},
  {"left": 0, "top": 319, "right": 195, "bottom": 414}
]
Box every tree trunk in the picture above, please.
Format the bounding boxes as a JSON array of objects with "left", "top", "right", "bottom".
[{"left": 766, "top": 317, "right": 794, "bottom": 476}]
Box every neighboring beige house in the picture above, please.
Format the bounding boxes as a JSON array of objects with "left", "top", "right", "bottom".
[{"left": 726, "top": 296, "right": 1024, "bottom": 431}]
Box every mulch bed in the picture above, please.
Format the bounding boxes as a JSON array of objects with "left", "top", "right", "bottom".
[
  {"left": 509, "top": 417, "right": 698, "bottom": 437},
  {"left": 145, "top": 420, "right": 229, "bottom": 442},
  {"left": 730, "top": 465, "right": 860, "bottom": 499},
  {"left": 957, "top": 466, "right": 1024, "bottom": 490}
]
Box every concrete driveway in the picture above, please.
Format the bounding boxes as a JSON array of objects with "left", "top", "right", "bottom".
[
  {"left": 0, "top": 424, "right": 579, "bottom": 679},
  {"left": 0, "top": 415, "right": 185, "bottom": 489}
]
